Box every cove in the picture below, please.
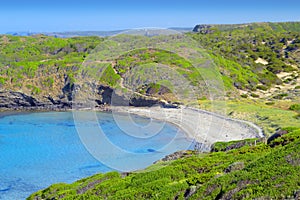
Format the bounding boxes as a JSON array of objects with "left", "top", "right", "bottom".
[{"left": 0, "top": 111, "right": 193, "bottom": 200}]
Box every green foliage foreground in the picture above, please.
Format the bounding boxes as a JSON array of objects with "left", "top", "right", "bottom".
[{"left": 28, "top": 128, "right": 300, "bottom": 200}]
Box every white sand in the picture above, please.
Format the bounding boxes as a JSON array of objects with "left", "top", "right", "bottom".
[{"left": 112, "top": 106, "right": 264, "bottom": 146}]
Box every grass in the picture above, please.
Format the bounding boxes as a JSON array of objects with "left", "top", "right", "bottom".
[
  {"left": 27, "top": 128, "right": 300, "bottom": 200},
  {"left": 197, "top": 99, "right": 300, "bottom": 135},
  {"left": 99, "top": 64, "right": 121, "bottom": 87}
]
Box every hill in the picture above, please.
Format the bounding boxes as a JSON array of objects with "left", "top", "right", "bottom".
[
  {"left": 0, "top": 22, "right": 299, "bottom": 133},
  {"left": 27, "top": 127, "right": 300, "bottom": 199},
  {"left": 0, "top": 22, "right": 299, "bottom": 108},
  {"left": 191, "top": 22, "right": 300, "bottom": 100}
]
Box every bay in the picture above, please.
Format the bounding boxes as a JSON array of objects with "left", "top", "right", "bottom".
[{"left": 0, "top": 111, "right": 192, "bottom": 200}]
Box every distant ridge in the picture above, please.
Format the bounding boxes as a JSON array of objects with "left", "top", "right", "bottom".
[
  {"left": 3, "top": 27, "right": 192, "bottom": 38},
  {"left": 193, "top": 21, "right": 300, "bottom": 33},
  {"left": 4, "top": 30, "right": 125, "bottom": 38},
  {"left": 4, "top": 22, "right": 300, "bottom": 38}
]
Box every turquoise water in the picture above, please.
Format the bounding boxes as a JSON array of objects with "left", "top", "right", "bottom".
[{"left": 0, "top": 112, "right": 192, "bottom": 200}]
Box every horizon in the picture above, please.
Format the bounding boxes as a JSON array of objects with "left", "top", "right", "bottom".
[
  {"left": 3, "top": 20, "right": 300, "bottom": 34},
  {"left": 1, "top": 0, "right": 300, "bottom": 33}
]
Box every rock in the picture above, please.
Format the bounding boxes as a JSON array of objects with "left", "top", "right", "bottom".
[
  {"left": 0, "top": 91, "right": 73, "bottom": 110},
  {"left": 0, "top": 83, "right": 173, "bottom": 111},
  {"left": 129, "top": 96, "right": 160, "bottom": 107},
  {"left": 267, "top": 130, "right": 288, "bottom": 146},
  {"left": 224, "top": 162, "right": 245, "bottom": 173},
  {"left": 211, "top": 138, "right": 265, "bottom": 152},
  {"left": 0, "top": 91, "right": 41, "bottom": 108},
  {"left": 154, "top": 151, "right": 193, "bottom": 163},
  {"left": 193, "top": 25, "right": 215, "bottom": 34},
  {"left": 294, "top": 190, "right": 300, "bottom": 199},
  {"left": 184, "top": 185, "right": 198, "bottom": 199}
]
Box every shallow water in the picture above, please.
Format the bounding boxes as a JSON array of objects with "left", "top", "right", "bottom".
[{"left": 0, "top": 111, "right": 192, "bottom": 200}]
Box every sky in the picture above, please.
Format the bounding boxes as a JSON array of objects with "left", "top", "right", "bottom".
[{"left": 0, "top": 0, "right": 300, "bottom": 33}]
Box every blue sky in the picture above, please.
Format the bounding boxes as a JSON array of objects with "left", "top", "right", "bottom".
[{"left": 0, "top": 0, "right": 299, "bottom": 33}]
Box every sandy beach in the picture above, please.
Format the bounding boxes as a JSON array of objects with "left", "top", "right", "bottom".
[
  {"left": 112, "top": 106, "right": 264, "bottom": 146},
  {"left": 0, "top": 105, "right": 264, "bottom": 147}
]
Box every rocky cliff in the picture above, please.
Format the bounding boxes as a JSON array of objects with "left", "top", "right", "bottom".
[{"left": 0, "top": 84, "right": 168, "bottom": 111}]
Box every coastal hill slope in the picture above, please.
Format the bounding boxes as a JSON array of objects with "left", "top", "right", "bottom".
[
  {"left": 191, "top": 22, "right": 300, "bottom": 99},
  {"left": 28, "top": 127, "right": 300, "bottom": 199},
  {"left": 0, "top": 22, "right": 299, "bottom": 110}
]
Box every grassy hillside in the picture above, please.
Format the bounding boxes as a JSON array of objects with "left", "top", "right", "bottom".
[
  {"left": 195, "top": 99, "right": 300, "bottom": 135},
  {"left": 0, "top": 35, "right": 103, "bottom": 97},
  {"left": 27, "top": 127, "right": 300, "bottom": 199},
  {"left": 191, "top": 22, "right": 300, "bottom": 98},
  {"left": 1, "top": 22, "right": 299, "bottom": 103}
]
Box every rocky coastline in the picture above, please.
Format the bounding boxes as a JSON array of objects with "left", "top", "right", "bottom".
[{"left": 0, "top": 90, "right": 264, "bottom": 150}]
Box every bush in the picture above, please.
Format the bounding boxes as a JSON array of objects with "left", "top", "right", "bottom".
[
  {"left": 289, "top": 104, "right": 300, "bottom": 112},
  {"left": 43, "top": 77, "right": 54, "bottom": 87},
  {"left": 99, "top": 65, "right": 121, "bottom": 87},
  {"left": 256, "top": 85, "right": 268, "bottom": 91},
  {"left": 273, "top": 93, "right": 288, "bottom": 99},
  {"left": 32, "top": 86, "right": 41, "bottom": 95},
  {"left": 250, "top": 93, "right": 259, "bottom": 98},
  {"left": 0, "top": 77, "right": 7, "bottom": 85},
  {"left": 240, "top": 94, "right": 248, "bottom": 98},
  {"left": 265, "top": 101, "right": 275, "bottom": 106},
  {"left": 293, "top": 114, "right": 300, "bottom": 119}
]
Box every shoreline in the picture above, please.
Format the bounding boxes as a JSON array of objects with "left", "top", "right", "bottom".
[
  {"left": 0, "top": 105, "right": 264, "bottom": 147},
  {"left": 111, "top": 106, "right": 264, "bottom": 146}
]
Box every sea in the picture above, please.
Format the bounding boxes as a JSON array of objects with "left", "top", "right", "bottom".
[{"left": 0, "top": 111, "right": 193, "bottom": 199}]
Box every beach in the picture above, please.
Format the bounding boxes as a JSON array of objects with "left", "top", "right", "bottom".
[{"left": 112, "top": 106, "right": 264, "bottom": 146}]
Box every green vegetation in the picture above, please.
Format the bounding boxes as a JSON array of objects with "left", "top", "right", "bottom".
[
  {"left": 1, "top": 22, "right": 299, "bottom": 102},
  {"left": 211, "top": 54, "right": 259, "bottom": 90},
  {"left": 190, "top": 22, "right": 300, "bottom": 91},
  {"left": 1, "top": 22, "right": 299, "bottom": 199},
  {"left": 289, "top": 104, "right": 300, "bottom": 112},
  {"left": 115, "top": 48, "right": 202, "bottom": 87},
  {"left": 0, "top": 35, "right": 103, "bottom": 96},
  {"left": 197, "top": 99, "right": 299, "bottom": 135},
  {"left": 26, "top": 84, "right": 42, "bottom": 95},
  {"left": 28, "top": 128, "right": 300, "bottom": 200},
  {"left": 99, "top": 64, "right": 121, "bottom": 87}
]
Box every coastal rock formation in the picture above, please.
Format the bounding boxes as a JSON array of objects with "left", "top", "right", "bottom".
[
  {"left": 154, "top": 150, "right": 194, "bottom": 163},
  {"left": 0, "top": 83, "right": 166, "bottom": 110},
  {"left": 192, "top": 24, "right": 215, "bottom": 34},
  {"left": 0, "top": 91, "right": 43, "bottom": 108}
]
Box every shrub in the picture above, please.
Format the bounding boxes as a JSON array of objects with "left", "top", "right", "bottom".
[
  {"left": 240, "top": 94, "right": 248, "bottom": 98},
  {"left": 289, "top": 104, "right": 300, "bottom": 112},
  {"left": 43, "top": 77, "right": 54, "bottom": 87},
  {"left": 256, "top": 85, "right": 268, "bottom": 91},
  {"left": 99, "top": 65, "right": 121, "bottom": 87},
  {"left": 250, "top": 93, "right": 259, "bottom": 98},
  {"left": 293, "top": 114, "right": 300, "bottom": 119},
  {"left": 265, "top": 101, "right": 275, "bottom": 106},
  {"left": 0, "top": 77, "right": 7, "bottom": 85},
  {"left": 273, "top": 93, "right": 288, "bottom": 99},
  {"left": 32, "top": 86, "right": 41, "bottom": 95}
]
